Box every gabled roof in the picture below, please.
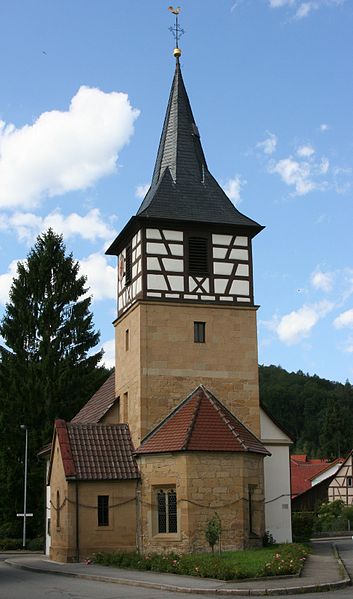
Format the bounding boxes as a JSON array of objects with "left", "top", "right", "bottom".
[
  {"left": 136, "top": 385, "right": 270, "bottom": 456},
  {"left": 52, "top": 420, "right": 139, "bottom": 481},
  {"left": 290, "top": 456, "right": 343, "bottom": 497},
  {"left": 71, "top": 371, "right": 116, "bottom": 424}
]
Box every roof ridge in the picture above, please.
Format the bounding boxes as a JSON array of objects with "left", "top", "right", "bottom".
[
  {"left": 206, "top": 391, "right": 249, "bottom": 451},
  {"left": 182, "top": 388, "right": 204, "bottom": 450}
]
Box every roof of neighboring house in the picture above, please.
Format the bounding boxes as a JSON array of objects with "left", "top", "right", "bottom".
[
  {"left": 136, "top": 385, "right": 270, "bottom": 456},
  {"left": 52, "top": 419, "right": 139, "bottom": 481},
  {"left": 290, "top": 455, "right": 343, "bottom": 497},
  {"left": 71, "top": 371, "right": 116, "bottom": 424}
]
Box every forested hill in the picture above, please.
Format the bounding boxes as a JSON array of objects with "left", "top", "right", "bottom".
[{"left": 259, "top": 365, "right": 353, "bottom": 458}]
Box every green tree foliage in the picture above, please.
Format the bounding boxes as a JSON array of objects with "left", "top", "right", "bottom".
[
  {"left": 259, "top": 365, "right": 353, "bottom": 457},
  {"left": 0, "top": 229, "right": 109, "bottom": 535}
]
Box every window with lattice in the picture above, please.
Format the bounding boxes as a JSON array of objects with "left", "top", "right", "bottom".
[{"left": 156, "top": 488, "right": 177, "bottom": 533}]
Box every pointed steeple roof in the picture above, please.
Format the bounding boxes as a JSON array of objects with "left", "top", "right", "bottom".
[
  {"left": 136, "top": 385, "right": 270, "bottom": 455},
  {"left": 136, "top": 60, "right": 262, "bottom": 230}
]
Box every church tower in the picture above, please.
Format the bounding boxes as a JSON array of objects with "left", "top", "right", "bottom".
[{"left": 106, "top": 50, "right": 264, "bottom": 449}]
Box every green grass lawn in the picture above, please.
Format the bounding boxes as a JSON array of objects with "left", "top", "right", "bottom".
[{"left": 94, "top": 543, "right": 309, "bottom": 580}]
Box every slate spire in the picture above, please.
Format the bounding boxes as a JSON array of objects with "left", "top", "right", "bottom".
[{"left": 137, "top": 58, "right": 262, "bottom": 231}]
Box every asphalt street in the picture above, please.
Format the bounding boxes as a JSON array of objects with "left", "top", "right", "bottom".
[{"left": 0, "top": 539, "right": 352, "bottom": 599}]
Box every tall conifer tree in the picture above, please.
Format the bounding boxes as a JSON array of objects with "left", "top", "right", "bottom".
[{"left": 0, "top": 229, "right": 107, "bottom": 535}]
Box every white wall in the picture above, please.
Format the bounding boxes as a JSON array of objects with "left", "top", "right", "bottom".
[{"left": 260, "top": 409, "right": 292, "bottom": 544}]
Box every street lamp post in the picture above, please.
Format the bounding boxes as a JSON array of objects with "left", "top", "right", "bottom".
[{"left": 20, "top": 425, "right": 28, "bottom": 549}]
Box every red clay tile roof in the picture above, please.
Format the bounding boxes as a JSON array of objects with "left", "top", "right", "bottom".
[
  {"left": 55, "top": 419, "right": 76, "bottom": 478},
  {"left": 71, "top": 371, "right": 116, "bottom": 424},
  {"left": 54, "top": 420, "right": 139, "bottom": 481},
  {"left": 290, "top": 457, "right": 343, "bottom": 497},
  {"left": 136, "top": 385, "right": 270, "bottom": 456}
]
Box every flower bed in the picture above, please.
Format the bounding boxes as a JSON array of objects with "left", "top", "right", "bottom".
[{"left": 94, "top": 543, "right": 309, "bottom": 581}]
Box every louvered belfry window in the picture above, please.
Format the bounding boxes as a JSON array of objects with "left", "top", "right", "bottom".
[
  {"left": 157, "top": 488, "right": 177, "bottom": 533},
  {"left": 188, "top": 236, "right": 209, "bottom": 276},
  {"left": 125, "top": 243, "right": 132, "bottom": 286}
]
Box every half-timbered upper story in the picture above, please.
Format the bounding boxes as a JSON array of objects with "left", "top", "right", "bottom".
[
  {"left": 328, "top": 451, "right": 353, "bottom": 505},
  {"left": 106, "top": 58, "right": 264, "bottom": 317}
]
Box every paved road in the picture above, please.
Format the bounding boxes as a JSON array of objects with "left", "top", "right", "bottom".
[{"left": 0, "top": 539, "right": 352, "bottom": 599}]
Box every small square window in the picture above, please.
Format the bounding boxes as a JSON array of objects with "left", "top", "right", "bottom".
[
  {"left": 98, "top": 495, "right": 109, "bottom": 526},
  {"left": 194, "top": 322, "right": 205, "bottom": 343}
]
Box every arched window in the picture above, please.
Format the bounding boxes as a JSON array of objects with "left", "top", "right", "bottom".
[{"left": 157, "top": 488, "right": 177, "bottom": 533}]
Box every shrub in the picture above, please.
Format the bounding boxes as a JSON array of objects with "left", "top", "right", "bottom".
[
  {"left": 314, "top": 500, "right": 345, "bottom": 532},
  {"left": 205, "top": 513, "right": 222, "bottom": 553},
  {"left": 0, "top": 538, "right": 23, "bottom": 550},
  {"left": 263, "top": 530, "right": 276, "bottom": 546},
  {"left": 292, "top": 512, "right": 315, "bottom": 541},
  {"left": 27, "top": 537, "right": 44, "bottom": 551}
]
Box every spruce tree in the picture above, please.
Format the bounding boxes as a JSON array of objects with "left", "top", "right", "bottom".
[{"left": 0, "top": 229, "right": 107, "bottom": 536}]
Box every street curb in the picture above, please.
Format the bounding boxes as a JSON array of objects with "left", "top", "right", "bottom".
[
  {"left": 5, "top": 553, "right": 351, "bottom": 596},
  {"left": 332, "top": 543, "right": 351, "bottom": 587}
]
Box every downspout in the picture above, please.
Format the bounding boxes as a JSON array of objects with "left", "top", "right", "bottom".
[
  {"left": 75, "top": 480, "right": 80, "bottom": 562},
  {"left": 135, "top": 478, "right": 143, "bottom": 554}
]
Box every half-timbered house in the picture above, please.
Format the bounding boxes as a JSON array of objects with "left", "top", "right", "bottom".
[{"left": 328, "top": 451, "right": 353, "bottom": 505}]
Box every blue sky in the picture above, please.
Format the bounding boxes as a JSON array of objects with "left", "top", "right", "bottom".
[{"left": 0, "top": 0, "right": 352, "bottom": 383}]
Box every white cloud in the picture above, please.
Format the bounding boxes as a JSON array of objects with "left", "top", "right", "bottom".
[
  {"left": 333, "top": 167, "right": 352, "bottom": 195},
  {"left": 320, "top": 123, "right": 329, "bottom": 131},
  {"left": 0, "top": 208, "right": 116, "bottom": 244},
  {"left": 135, "top": 183, "right": 150, "bottom": 199},
  {"left": 334, "top": 308, "right": 353, "bottom": 329},
  {"left": 0, "top": 260, "right": 20, "bottom": 305},
  {"left": 256, "top": 132, "right": 278, "bottom": 155},
  {"left": 297, "top": 144, "right": 315, "bottom": 158},
  {"left": 223, "top": 175, "right": 246, "bottom": 205},
  {"left": 295, "top": 2, "right": 313, "bottom": 18},
  {"left": 273, "top": 300, "right": 334, "bottom": 345},
  {"left": 311, "top": 270, "right": 334, "bottom": 293},
  {"left": 0, "top": 86, "right": 140, "bottom": 209},
  {"left": 101, "top": 338, "right": 115, "bottom": 369},
  {"left": 79, "top": 253, "right": 116, "bottom": 301},
  {"left": 268, "top": 157, "right": 315, "bottom": 195},
  {"left": 269, "top": 0, "right": 345, "bottom": 19},
  {"left": 269, "top": 0, "right": 295, "bottom": 6},
  {"left": 268, "top": 152, "right": 329, "bottom": 196}
]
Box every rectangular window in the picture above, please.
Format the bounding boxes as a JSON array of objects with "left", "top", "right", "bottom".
[
  {"left": 347, "top": 476, "right": 352, "bottom": 487},
  {"left": 125, "top": 329, "right": 129, "bottom": 351},
  {"left": 125, "top": 244, "right": 132, "bottom": 286},
  {"left": 194, "top": 322, "right": 206, "bottom": 343},
  {"left": 248, "top": 486, "right": 255, "bottom": 534},
  {"left": 157, "top": 488, "right": 177, "bottom": 534},
  {"left": 98, "top": 495, "right": 109, "bottom": 526},
  {"left": 188, "top": 236, "right": 209, "bottom": 276}
]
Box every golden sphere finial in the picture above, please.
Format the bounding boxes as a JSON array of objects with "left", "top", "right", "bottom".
[{"left": 173, "top": 47, "right": 182, "bottom": 58}]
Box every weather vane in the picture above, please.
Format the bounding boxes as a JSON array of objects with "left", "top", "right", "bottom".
[{"left": 168, "top": 6, "right": 184, "bottom": 58}]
